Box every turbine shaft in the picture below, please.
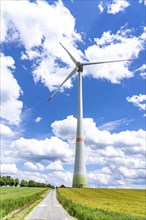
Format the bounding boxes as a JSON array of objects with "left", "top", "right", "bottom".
[{"left": 48, "top": 66, "right": 78, "bottom": 101}]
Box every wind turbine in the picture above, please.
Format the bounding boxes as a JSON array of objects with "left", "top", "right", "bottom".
[{"left": 48, "top": 42, "right": 131, "bottom": 188}]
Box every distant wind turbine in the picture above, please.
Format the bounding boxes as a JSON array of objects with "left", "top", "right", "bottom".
[{"left": 48, "top": 42, "right": 131, "bottom": 188}]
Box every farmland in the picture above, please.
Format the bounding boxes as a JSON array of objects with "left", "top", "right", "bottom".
[
  {"left": 0, "top": 187, "right": 50, "bottom": 219},
  {"left": 57, "top": 188, "right": 146, "bottom": 220}
]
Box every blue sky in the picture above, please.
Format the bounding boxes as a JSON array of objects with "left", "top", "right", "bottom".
[{"left": 1, "top": 0, "right": 146, "bottom": 188}]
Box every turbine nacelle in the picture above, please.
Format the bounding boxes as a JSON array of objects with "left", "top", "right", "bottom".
[{"left": 77, "top": 62, "right": 83, "bottom": 72}]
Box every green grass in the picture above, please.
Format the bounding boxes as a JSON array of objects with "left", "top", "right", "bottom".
[
  {"left": 57, "top": 188, "right": 146, "bottom": 220},
  {"left": 0, "top": 187, "right": 50, "bottom": 218}
]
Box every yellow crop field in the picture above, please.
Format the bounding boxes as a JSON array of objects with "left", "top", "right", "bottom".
[{"left": 57, "top": 188, "right": 146, "bottom": 220}]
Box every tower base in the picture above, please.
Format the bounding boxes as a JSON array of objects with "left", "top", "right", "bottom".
[{"left": 72, "top": 174, "right": 87, "bottom": 188}]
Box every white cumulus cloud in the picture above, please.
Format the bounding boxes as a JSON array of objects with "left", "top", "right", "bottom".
[
  {"left": 51, "top": 115, "right": 76, "bottom": 142},
  {"left": 34, "top": 117, "right": 42, "bottom": 123},
  {"left": 46, "top": 160, "right": 64, "bottom": 171},
  {"left": 98, "top": 3, "right": 104, "bottom": 13},
  {"left": 10, "top": 136, "right": 73, "bottom": 163},
  {"left": 1, "top": 53, "right": 23, "bottom": 125},
  {"left": 135, "top": 64, "right": 146, "bottom": 79},
  {"left": 98, "top": 0, "right": 130, "bottom": 14},
  {"left": 0, "top": 123, "right": 14, "bottom": 137},
  {"left": 24, "top": 160, "right": 64, "bottom": 171},
  {"left": 98, "top": 0, "right": 146, "bottom": 14},
  {"left": 126, "top": 94, "right": 146, "bottom": 111},
  {"left": 24, "top": 161, "right": 44, "bottom": 171},
  {"left": 1, "top": 163, "right": 18, "bottom": 174},
  {"left": 107, "top": 0, "right": 130, "bottom": 14},
  {"left": 84, "top": 27, "right": 145, "bottom": 83}
]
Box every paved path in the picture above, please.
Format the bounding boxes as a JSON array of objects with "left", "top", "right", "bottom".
[{"left": 25, "top": 189, "right": 74, "bottom": 220}]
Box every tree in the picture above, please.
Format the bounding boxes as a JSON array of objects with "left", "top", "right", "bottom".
[
  {"left": 14, "top": 178, "right": 19, "bottom": 187},
  {"left": 28, "top": 180, "right": 36, "bottom": 187},
  {"left": 20, "top": 179, "right": 28, "bottom": 187},
  {"left": 9, "top": 178, "right": 15, "bottom": 186},
  {"left": 0, "top": 176, "right": 5, "bottom": 186},
  {"left": 47, "top": 183, "right": 54, "bottom": 189},
  {"left": 6, "top": 176, "right": 11, "bottom": 186},
  {"left": 2, "top": 176, "right": 7, "bottom": 186}
]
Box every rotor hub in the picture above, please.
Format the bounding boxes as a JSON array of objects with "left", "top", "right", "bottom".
[{"left": 77, "top": 62, "right": 83, "bottom": 72}]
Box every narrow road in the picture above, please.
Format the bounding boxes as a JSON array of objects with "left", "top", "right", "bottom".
[{"left": 25, "top": 189, "right": 74, "bottom": 220}]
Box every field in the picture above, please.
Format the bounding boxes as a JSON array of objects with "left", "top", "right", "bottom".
[
  {"left": 57, "top": 188, "right": 146, "bottom": 220},
  {"left": 0, "top": 187, "right": 50, "bottom": 219}
]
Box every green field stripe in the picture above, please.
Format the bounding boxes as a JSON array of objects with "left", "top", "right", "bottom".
[{"left": 0, "top": 187, "right": 50, "bottom": 218}]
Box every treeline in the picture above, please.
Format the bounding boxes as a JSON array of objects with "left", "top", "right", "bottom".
[
  {"left": 0, "top": 175, "right": 54, "bottom": 188},
  {"left": 0, "top": 176, "right": 19, "bottom": 187},
  {"left": 20, "top": 179, "right": 54, "bottom": 188}
]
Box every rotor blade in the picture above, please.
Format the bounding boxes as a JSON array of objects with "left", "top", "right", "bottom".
[
  {"left": 59, "top": 42, "right": 77, "bottom": 65},
  {"left": 48, "top": 66, "right": 78, "bottom": 101},
  {"left": 83, "top": 59, "right": 132, "bottom": 66}
]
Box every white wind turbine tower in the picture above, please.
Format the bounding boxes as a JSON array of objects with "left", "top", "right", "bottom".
[{"left": 48, "top": 42, "right": 131, "bottom": 188}]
